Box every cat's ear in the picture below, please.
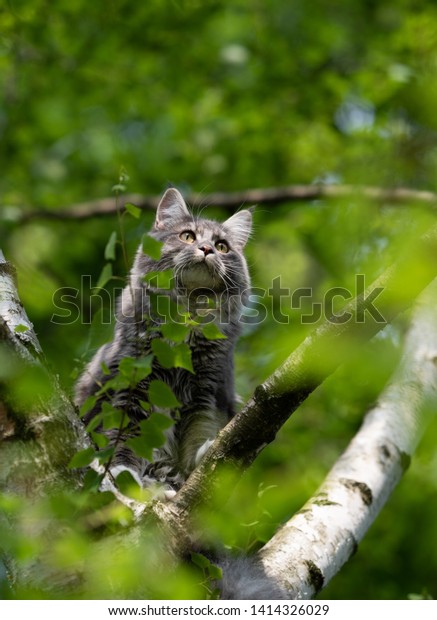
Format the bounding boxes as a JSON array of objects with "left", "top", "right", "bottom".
[
  {"left": 223, "top": 209, "right": 253, "bottom": 248},
  {"left": 155, "top": 188, "right": 190, "bottom": 229}
]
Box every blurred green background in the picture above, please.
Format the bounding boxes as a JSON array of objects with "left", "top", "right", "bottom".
[{"left": 1, "top": 0, "right": 437, "bottom": 599}]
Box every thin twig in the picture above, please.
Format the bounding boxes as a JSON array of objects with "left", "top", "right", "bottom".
[{"left": 6, "top": 184, "right": 437, "bottom": 223}]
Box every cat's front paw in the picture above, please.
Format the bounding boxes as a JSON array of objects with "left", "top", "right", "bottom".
[
  {"left": 102, "top": 466, "right": 177, "bottom": 501},
  {"left": 112, "top": 464, "right": 144, "bottom": 487},
  {"left": 142, "top": 474, "right": 177, "bottom": 500},
  {"left": 101, "top": 465, "right": 143, "bottom": 491}
]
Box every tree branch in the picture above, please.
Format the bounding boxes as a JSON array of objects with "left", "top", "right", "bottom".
[
  {"left": 170, "top": 223, "right": 437, "bottom": 519},
  {"left": 0, "top": 250, "right": 89, "bottom": 497},
  {"left": 239, "top": 279, "right": 437, "bottom": 599},
  {"left": 0, "top": 250, "right": 43, "bottom": 363},
  {"left": 5, "top": 184, "right": 437, "bottom": 223}
]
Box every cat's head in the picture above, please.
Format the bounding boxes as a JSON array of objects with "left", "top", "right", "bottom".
[{"left": 141, "top": 188, "right": 252, "bottom": 297}]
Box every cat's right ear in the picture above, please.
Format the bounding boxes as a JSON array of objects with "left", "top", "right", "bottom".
[{"left": 154, "top": 188, "right": 190, "bottom": 230}]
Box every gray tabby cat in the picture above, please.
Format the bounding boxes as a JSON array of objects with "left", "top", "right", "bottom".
[{"left": 75, "top": 188, "right": 252, "bottom": 494}]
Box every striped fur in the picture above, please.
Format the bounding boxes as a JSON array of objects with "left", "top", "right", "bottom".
[{"left": 75, "top": 189, "right": 252, "bottom": 491}]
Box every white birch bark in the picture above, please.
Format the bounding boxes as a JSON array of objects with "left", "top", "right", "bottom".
[
  {"left": 0, "top": 250, "right": 90, "bottom": 495},
  {"left": 0, "top": 249, "right": 43, "bottom": 362},
  {"left": 238, "top": 280, "right": 437, "bottom": 599}
]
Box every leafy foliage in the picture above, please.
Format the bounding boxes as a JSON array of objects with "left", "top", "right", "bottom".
[{"left": 1, "top": 0, "right": 437, "bottom": 600}]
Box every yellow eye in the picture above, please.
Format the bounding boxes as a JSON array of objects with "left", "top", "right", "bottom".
[
  {"left": 215, "top": 240, "right": 229, "bottom": 254},
  {"left": 179, "top": 231, "right": 196, "bottom": 243}
]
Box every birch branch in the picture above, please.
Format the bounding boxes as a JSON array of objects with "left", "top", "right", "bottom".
[
  {"left": 171, "top": 223, "right": 437, "bottom": 517},
  {"left": 0, "top": 250, "right": 89, "bottom": 497},
  {"left": 0, "top": 250, "right": 43, "bottom": 363},
  {"left": 229, "top": 280, "right": 437, "bottom": 600},
  {"left": 4, "top": 184, "right": 437, "bottom": 223}
]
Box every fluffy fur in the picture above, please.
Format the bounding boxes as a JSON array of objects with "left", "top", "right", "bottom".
[
  {"left": 75, "top": 188, "right": 252, "bottom": 491},
  {"left": 218, "top": 556, "right": 287, "bottom": 599}
]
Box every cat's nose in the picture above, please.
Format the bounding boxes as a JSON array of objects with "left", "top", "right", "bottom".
[{"left": 199, "top": 245, "right": 214, "bottom": 256}]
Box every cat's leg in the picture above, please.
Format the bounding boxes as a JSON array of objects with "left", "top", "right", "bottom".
[
  {"left": 99, "top": 464, "right": 144, "bottom": 493},
  {"left": 142, "top": 427, "right": 184, "bottom": 498},
  {"left": 106, "top": 439, "right": 146, "bottom": 487},
  {"left": 84, "top": 392, "right": 150, "bottom": 490},
  {"left": 104, "top": 450, "right": 178, "bottom": 500}
]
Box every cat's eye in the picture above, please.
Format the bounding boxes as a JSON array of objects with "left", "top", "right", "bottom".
[
  {"left": 179, "top": 230, "right": 196, "bottom": 243},
  {"left": 215, "top": 240, "right": 229, "bottom": 254}
]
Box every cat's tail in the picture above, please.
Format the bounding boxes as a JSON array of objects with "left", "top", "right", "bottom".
[{"left": 217, "top": 554, "right": 287, "bottom": 600}]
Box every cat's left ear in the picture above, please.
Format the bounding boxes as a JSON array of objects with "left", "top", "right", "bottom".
[
  {"left": 155, "top": 188, "right": 190, "bottom": 230},
  {"left": 223, "top": 208, "right": 253, "bottom": 249}
]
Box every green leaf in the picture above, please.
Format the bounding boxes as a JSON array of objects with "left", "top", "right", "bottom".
[
  {"left": 191, "top": 552, "right": 210, "bottom": 569},
  {"left": 191, "top": 551, "right": 223, "bottom": 581},
  {"left": 14, "top": 324, "right": 29, "bottom": 334},
  {"left": 114, "top": 470, "right": 141, "bottom": 493},
  {"left": 118, "top": 354, "right": 153, "bottom": 385},
  {"left": 208, "top": 564, "right": 223, "bottom": 580},
  {"left": 101, "top": 361, "right": 111, "bottom": 375},
  {"left": 150, "top": 412, "right": 174, "bottom": 431},
  {"left": 148, "top": 379, "right": 181, "bottom": 408},
  {"left": 79, "top": 395, "right": 98, "bottom": 417},
  {"left": 151, "top": 338, "right": 174, "bottom": 368},
  {"left": 94, "top": 263, "right": 113, "bottom": 291},
  {"left": 68, "top": 447, "right": 96, "bottom": 469},
  {"left": 85, "top": 412, "right": 103, "bottom": 433},
  {"left": 142, "top": 234, "right": 164, "bottom": 260},
  {"left": 201, "top": 323, "right": 227, "bottom": 340},
  {"left": 126, "top": 413, "right": 174, "bottom": 460},
  {"left": 111, "top": 183, "right": 126, "bottom": 193},
  {"left": 96, "top": 373, "right": 130, "bottom": 395},
  {"left": 173, "top": 342, "right": 194, "bottom": 372},
  {"left": 104, "top": 231, "right": 117, "bottom": 261},
  {"left": 151, "top": 339, "right": 194, "bottom": 372},
  {"left": 91, "top": 430, "right": 109, "bottom": 448},
  {"left": 94, "top": 446, "right": 114, "bottom": 463},
  {"left": 82, "top": 470, "right": 103, "bottom": 493},
  {"left": 139, "top": 400, "right": 151, "bottom": 413},
  {"left": 101, "top": 402, "right": 127, "bottom": 431},
  {"left": 125, "top": 202, "right": 141, "bottom": 218},
  {"left": 161, "top": 320, "right": 190, "bottom": 342},
  {"left": 132, "top": 355, "right": 154, "bottom": 373},
  {"left": 148, "top": 291, "right": 180, "bottom": 322},
  {"left": 144, "top": 269, "right": 174, "bottom": 289},
  {"left": 125, "top": 435, "right": 151, "bottom": 461}
]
